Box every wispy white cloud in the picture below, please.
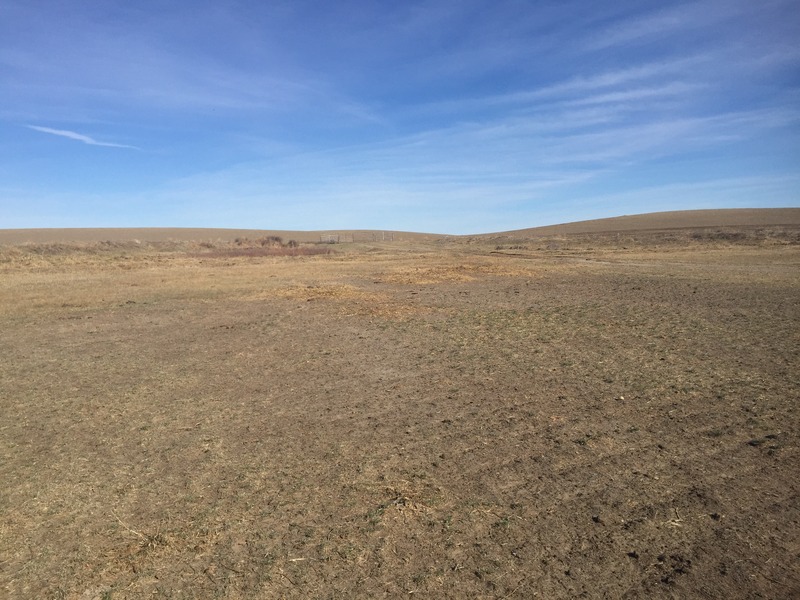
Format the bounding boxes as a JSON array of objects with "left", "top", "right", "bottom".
[
  {"left": 407, "top": 56, "right": 706, "bottom": 118},
  {"left": 3, "top": 0, "right": 798, "bottom": 231},
  {"left": 564, "top": 82, "right": 703, "bottom": 106},
  {"left": 532, "top": 58, "right": 697, "bottom": 97},
  {"left": 585, "top": 1, "right": 744, "bottom": 50},
  {"left": 27, "top": 125, "right": 139, "bottom": 149}
]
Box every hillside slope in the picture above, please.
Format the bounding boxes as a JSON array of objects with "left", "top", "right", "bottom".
[
  {"left": 0, "top": 208, "right": 798, "bottom": 244},
  {"left": 486, "top": 208, "right": 800, "bottom": 238}
]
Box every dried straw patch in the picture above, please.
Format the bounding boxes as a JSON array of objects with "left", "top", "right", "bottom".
[
  {"left": 380, "top": 260, "right": 537, "bottom": 284},
  {"left": 242, "top": 284, "right": 431, "bottom": 320},
  {"left": 381, "top": 266, "right": 476, "bottom": 284},
  {"left": 348, "top": 300, "right": 432, "bottom": 321},
  {"left": 275, "top": 284, "right": 371, "bottom": 302}
]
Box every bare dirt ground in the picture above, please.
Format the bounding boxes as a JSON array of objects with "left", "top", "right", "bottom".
[{"left": 1, "top": 224, "right": 798, "bottom": 598}]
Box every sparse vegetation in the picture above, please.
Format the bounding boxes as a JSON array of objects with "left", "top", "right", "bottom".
[{"left": 0, "top": 218, "right": 798, "bottom": 598}]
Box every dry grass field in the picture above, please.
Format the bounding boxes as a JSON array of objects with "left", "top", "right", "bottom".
[{"left": 1, "top": 214, "right": 799, "bottom": 598}]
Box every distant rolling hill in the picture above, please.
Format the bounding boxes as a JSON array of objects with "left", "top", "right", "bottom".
[
  {"left": 0, "top": 208, "right": 798, "bottom": 245},
  {"left": 483, "top": 208, "right": 800, "bottom": 238}
]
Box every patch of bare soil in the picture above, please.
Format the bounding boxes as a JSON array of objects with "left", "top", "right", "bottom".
[{"left": 0, "top": 231, "right": 798, "bottom": 598}]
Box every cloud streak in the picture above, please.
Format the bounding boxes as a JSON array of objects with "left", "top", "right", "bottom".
[
  {"left": 27, "top": 125, "right": 139, "bottom": 149},
  {"left": 2, "top": 1, "right": 798, "bottom": 231},
  {"left": 584, "top": 1, "right": 743, "bottom": 50}
]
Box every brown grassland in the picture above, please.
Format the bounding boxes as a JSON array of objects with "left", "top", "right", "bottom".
[{"left": 1, "top": 214, "right": 799, "bottom": 598}]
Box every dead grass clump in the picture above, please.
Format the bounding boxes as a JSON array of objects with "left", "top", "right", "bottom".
[
  {"left": 0, "top": 245, "right": 24, "bottom": 263},
  {"left": 382, "top": 262, "right": 535, "bottom": 284},
  {"left": 194, "top": 246, "right": 332, "bottom": 258},
  {"left": 274, "top": 283, "right": 370, "bottom": 301},
  {"left": 0, "top": 238, "right": 333, "bottom": 271},
  {"left": 382, "top": 266, "right": 476, "bottom": 284},
  {"left": 0, "top": 240, "right": 200, "bottom": 271},
  {"left": 194, "top": 236, "right": 330, "bottom": 258},
  {"left": 234, "top": 235, "right": 285, "bottom": 247},
  {"left": 112, "top": 511, "right": 169, "bottom": 556},
  {"left": 244, "top": 283, "right": 430, "bottom": 320}
]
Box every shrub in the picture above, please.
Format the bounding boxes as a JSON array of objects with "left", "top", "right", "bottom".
[{"left": 258, "top": 236, "right": 283, "bottom": 247}]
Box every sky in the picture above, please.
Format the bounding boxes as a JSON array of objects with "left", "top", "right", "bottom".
[{"left": 1, "top": 0, "right": 798, "bottom": 234}]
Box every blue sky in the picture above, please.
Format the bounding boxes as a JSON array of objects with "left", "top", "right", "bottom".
[{"left": 1, "top": 0, "right": 798, "bottom": 233}]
